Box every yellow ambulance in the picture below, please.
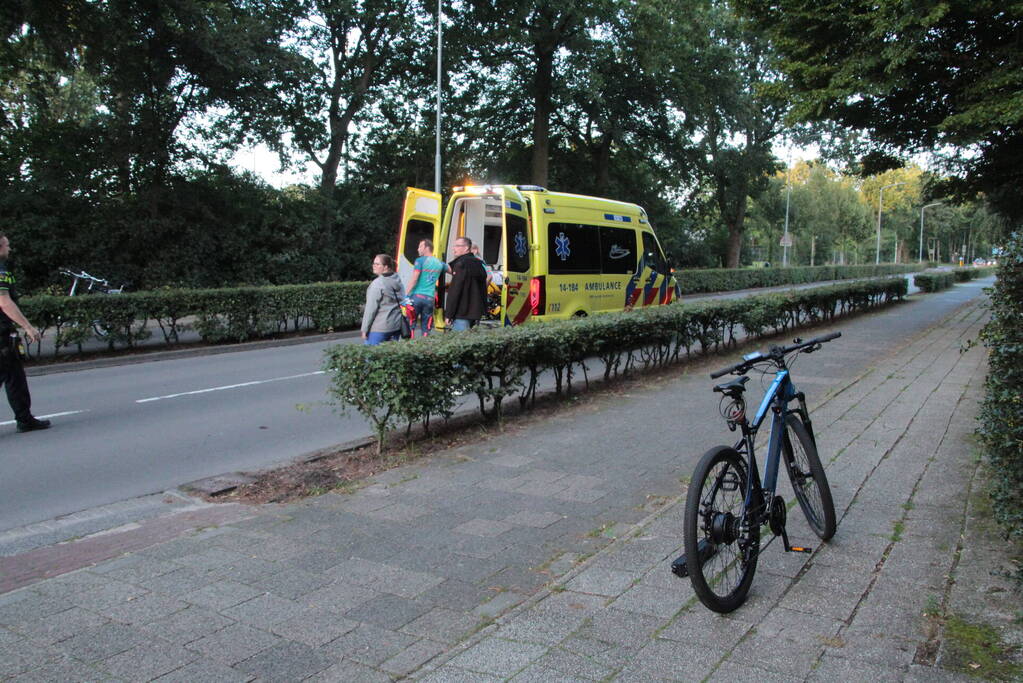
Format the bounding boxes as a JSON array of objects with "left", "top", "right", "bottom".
[{"left": 395, "top": 184, "right": 680, "bottom": 328}]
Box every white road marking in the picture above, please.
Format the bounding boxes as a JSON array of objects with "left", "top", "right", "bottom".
[
  {"left": 136, "top": 370, "right": 326, "bottom": 404},
  {"left": 0, "top": 410, "right": 88, "bottom": 426}
]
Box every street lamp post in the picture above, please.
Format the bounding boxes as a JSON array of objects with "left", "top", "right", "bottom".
[
  {"left": 782, "top": 157, "right": 792, "bottom": 267},
  {"left": 434, "top": 0, "right": 443, "bottom": 195},
  {"left": 919, "top": 202, "right": 941, "bottom": 263},
  {"left": 876, "top": 182, "right": 906, "bottom": 264}
]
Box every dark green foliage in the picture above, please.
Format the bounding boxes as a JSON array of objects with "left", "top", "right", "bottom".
[
  {"left": 18, "top": 282, "right": 367, "bottom": 356},
  {"left": 736, "top": 0, "right": 1023, "bottom": 229},
  {"left": 978, "top": 236, "right": 1023, "bottom": 558},
  {"left": 678, "top": 263, "right": 919, "bottom": 295},
  {"left": 913, "top": 271, "right": 955, "bottom": 293},
  {"left": 952, "top": 266, "right": 996, "bottom": 282},
  {"left": 324, "top": 277, "right": 907, "bottom": 449}
]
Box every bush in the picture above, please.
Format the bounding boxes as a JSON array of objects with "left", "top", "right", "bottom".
[
  {"left": 953, "top": 266, "right": 997, "bottom": 282},
  {"left": 677, "top": 263, "right": 920, "bottom": 294},
  {"left": 978, "top": 236, "right": 1023, "bottom": 557},
  {"left": 914, "top": 271, "right": 956, "bottom": 292},
  {"left": 19, "top": 282, "right": 367, "bottom": 357},
  {"left": 325, "top": 277, "right": 908, "bottom": 450}
]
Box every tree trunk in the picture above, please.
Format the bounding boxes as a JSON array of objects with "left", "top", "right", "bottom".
[
  {"left": 593, "top": 134, "right": 612, "bottom": 195},
  {"left": 726, "top": 219, "right": 743, "bottom": 269},
  {"left": 531, "top": 48, "right": 554, "bottom": 187}
]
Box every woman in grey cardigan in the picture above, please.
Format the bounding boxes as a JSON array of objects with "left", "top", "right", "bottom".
[{"left": 361, "top": 254, "right": 405, "bottom": 345}]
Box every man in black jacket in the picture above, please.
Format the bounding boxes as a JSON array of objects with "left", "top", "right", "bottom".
[{"left": 445, "top": 237, "right": 488, "bottom": 331}]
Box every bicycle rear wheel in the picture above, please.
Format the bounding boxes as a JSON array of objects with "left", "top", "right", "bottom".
[
  {"left": 783, "top": 414, "right": 836, "bottom": 540},
  {"left": 684, "top": 446, "right": 759, "bottom": 613}
]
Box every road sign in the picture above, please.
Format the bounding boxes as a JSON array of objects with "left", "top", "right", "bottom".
[{"left": 780, "top": 233, "right": 793, "bottom": 247}]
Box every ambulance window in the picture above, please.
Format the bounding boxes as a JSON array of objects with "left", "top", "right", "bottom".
[
  {"left": 506, "top": 214, "right": 531, "bottom": 272},
  {"left": 548, "top": 223, "right": 600, "bottom": 274},
  {"left": 642, "top": 232, "right": 669, "bottom": 274},
  {"left": 404, "top": 220, "right": 434, "bottom": 264},
  {"left": 483, "top": 224, "right": 501, "bottom": 265},
  {"left": 599, "top": 226, "right": 637, "bottom": 274}
]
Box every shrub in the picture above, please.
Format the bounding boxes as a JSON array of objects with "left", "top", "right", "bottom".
[
  {"left": 19, "top": 282, "right": 367, "bottom": 357},
  {"left": 914, "top": 271, "right": 955, "bottom": 292},
  {"left": 978, "top": 236, "right": 1023, "bottom": 559},
  {"left": 324, "top": 277, "right": 908, "bottom": 450},
  {"left": 677, "top": 263, "right": 921, "bottom": 294}
]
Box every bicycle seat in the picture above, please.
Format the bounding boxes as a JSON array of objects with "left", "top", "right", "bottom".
[{"left": 713, "top": 375, "right": 750, "bottom": 396}]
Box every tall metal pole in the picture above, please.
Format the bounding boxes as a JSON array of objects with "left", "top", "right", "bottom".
[
  {"left": 919, "top": 202, "right": 941, "bottom": 262},
  {"left": 434, "top": 0, "right": 442, "bottom": 195},
  {"left": 782, "top": 157, "right": 792, "bottom": 267},
  {"left": 876, "top": 181, "right": 905, "bottom": 264}
]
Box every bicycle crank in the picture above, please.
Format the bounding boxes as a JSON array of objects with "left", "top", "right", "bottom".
[{"left": 769, "top": 495, "right": 813, "bottom": 554}]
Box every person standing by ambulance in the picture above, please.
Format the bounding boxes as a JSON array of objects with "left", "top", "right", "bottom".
[
  {"left": 361, "top": 254, "right": 404, "bottom": 345},
  {"left": 0, "top": 234, "right": 50, "bottom": 432},
  {"left": 445, "top": 237, "right": 488, "bottom": 331},
  {"left": 405, "top": 239, "right": 447, "bottom": 337}
]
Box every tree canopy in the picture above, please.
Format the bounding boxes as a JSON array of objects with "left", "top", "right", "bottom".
[
  {"left": 736, "top": 0, "right": 1023, "bottom": 226},
  {"left": 0, "top": 0, "right": 1007, "bottom": 291}
]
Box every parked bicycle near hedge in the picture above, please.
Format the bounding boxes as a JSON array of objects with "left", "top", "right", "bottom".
[
  {"left": 672, "top": 332, "right": 840, "bottom": 613},
  {"left": 59, "top": 267, "right": 136, "bottom": 347}
]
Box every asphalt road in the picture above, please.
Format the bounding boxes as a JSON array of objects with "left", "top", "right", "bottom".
[
  {"left": 0, "top": 339, "right": 360, "bottom": 532},
  {"left": 0, "top": 274, "right": 933, "bottom": 535}
]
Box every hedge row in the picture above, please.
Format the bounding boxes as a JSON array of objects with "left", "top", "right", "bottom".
[
  {"left": 914, "top": 271, "right": 956, "bottom": 292},
  {"left": 324, "top": 277, "right": 909, "bottom": 452},
  {"left": 914, "top": 266, "right": 997, "bottom": 293},
  {"left": 953, "top": 266, "right": 997, "bottom": 282},
  {"left": 16, "top": 264, "right": 919, "bottom": 358},
  {"left": 676, "top": 263, "right": 922, "bottom": 294},
  {"left": 19, "top": 283, "right": 367, "bottom": 357},
  {"left": 978, "top": 237, "right": 1023, "bottom": 565}
]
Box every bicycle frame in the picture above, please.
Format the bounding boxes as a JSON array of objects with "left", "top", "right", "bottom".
[{"left": 732, "top": 365, "right": 816, "bottom": 521}]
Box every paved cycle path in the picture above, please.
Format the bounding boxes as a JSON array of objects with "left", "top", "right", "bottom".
[{"left": 0, "top": 278, "right": 1012, "bottom": 681}]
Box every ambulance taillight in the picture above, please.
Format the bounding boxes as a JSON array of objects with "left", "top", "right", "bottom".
[{"left": 530, "top": 276, "right": 545, "bottom": 315}]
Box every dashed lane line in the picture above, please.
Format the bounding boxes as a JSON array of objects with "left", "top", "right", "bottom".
[
  {"left": 0, "top": 410, "right": 88, "bottom": 426},
  {"left": 135, "top": 370, "right": 326, "bottom": 404}
]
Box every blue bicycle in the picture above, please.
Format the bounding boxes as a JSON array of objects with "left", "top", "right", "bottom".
[{"left": 673, "top": 332, "right": 840, "bottom": 612}]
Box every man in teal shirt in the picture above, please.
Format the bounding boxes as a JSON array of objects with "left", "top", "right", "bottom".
[{"left": 405, "top": 239, "right": 447, "bottom": 337}]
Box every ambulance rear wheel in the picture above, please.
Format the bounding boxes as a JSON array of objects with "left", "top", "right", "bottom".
[{"left": 573, "top": 311, "right": 588, "bottom": 318}]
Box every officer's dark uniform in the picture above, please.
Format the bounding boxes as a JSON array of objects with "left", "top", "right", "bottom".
[{"left": 0, "top": 262, "right": 34, "bottom": 424}]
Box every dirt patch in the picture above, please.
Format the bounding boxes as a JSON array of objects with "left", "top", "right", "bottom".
[{"left": 199, "top": 378, "right": 632, "bottom": 505}]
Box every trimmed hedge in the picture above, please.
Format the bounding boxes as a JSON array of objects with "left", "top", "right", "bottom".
[
  {"left": 914, "top": 266, "right": 996, "bottom": 292},
  {"left": 677, "top": 263, "right": 921, "bottom": 294},
  {"left": 914, "top": 271, "right": 956, "bottom": 292},
  {"left": 324, "top": 277, "right": 908, "bottom": 451},
  {"left": 19, "top": 282, "right": 367, "bottom": 357},
  {"left": 953, "top": 266, "right": 997, "bottom": 282},
  {"left": 978, "top": 237, "right": 1023, "bottom": 560}
]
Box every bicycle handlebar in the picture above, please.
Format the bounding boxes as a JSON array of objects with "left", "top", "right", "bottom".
[{"left": 710, "top": 331, "right": 842, "bottom": 379}]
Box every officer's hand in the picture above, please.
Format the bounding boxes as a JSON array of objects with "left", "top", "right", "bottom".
[{"left": 23, "top": 325, "right": 41, "bottom": 344}]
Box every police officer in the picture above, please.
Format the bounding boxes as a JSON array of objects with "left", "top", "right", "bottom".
[{"left": 0, "top": 233, "right": 50, "bottom": 432}]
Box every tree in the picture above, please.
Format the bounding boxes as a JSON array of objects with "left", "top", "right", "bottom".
[
  {"left": 736, "top": 0, "right": 1023, "bottom": 229},
  {"left": 789, "top": 164, "right": 871, "bottom": 265},
  {"left": 691, "top": 8, "right": 786, "bottom": 268},
  {"left": 451, "top": 0, "right": 612, "bottom": 187}
]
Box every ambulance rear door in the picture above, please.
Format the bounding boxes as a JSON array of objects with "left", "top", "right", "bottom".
[
  {"left": 395, "top": 187, "right": 442, "bottom": 294},
  {"left": 501, "top": 186, "right": 533, "bottom": 326}
]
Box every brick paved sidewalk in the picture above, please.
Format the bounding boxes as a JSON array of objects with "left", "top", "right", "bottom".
[
  {"left": 1, "top": 280, "right": 1014, "bottom": 682},
  {"left": 417, "top": 295, "right": 1016, "bottom": 681}
]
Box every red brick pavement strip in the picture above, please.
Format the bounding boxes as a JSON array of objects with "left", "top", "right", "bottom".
[{"left": 0, "top": 504, "right": 255, "bottom": 594}]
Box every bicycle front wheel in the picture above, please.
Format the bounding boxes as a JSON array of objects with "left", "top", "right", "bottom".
[
  {"left": 783, "top": 414, "right": 836, "bottom": 540},
  {"left": 684, "top": 446, "right": 760, "bottom": 613}
]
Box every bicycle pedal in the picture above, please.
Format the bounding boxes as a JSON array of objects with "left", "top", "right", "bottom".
[
  {"left": 671, "top": 539, "right": 718, "bottom": 578},
  {"left": 785, "top": 545, "right": 813, "bottom": 554}
]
